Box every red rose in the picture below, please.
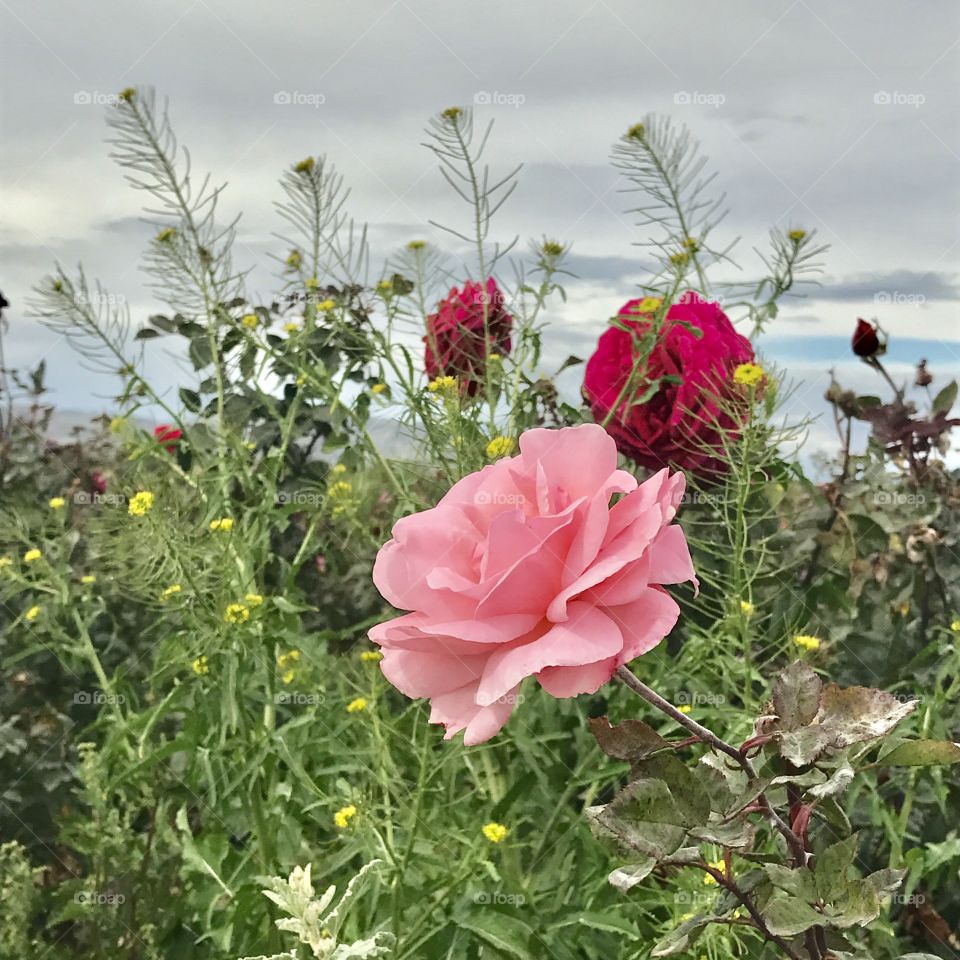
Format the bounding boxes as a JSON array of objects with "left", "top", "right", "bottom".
[
  {"left": 424, "top": 278, "right": 512, "bottom": 394},
  {"left": 91, "top": 471, "right": 107, "bottom": 495},
  {"left": 852, "top": 318, "right": 881, "bottom": 358},
  {"left": 154, "top": 424, "right": 182, "bottom": 454},
  {"left": 583, "top": 293, "right": 755, "bottom": 475}
]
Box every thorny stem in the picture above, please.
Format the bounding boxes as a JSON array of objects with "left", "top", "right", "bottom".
[
  {"left": 615, "top": 665, "right": 807, "bottom": 866},
  {"left": 691, "top": 862, "right": 805, "bottom": 960}
]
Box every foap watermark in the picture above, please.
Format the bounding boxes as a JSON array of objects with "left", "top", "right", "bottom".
[
  {"left": 76, "top": 291, "right": 127, "bottom": 307},
  {"left": 474, "top": 491, "right": 527, "bottom": 507},
  {"left": 473, "top": 890, "right": 526, "bottom": 906},
  {"left": 674, "top": 91, "right": 726, "bottom": 108},
  {"left": 680, "top": 490, "right": 722, "bottom": 507},
  {"left": 74, "top": 891, "right": 126, "bottom": 906},
  {"left": 274, "top": 90, "right": 326, "bottom": 108},
  {"left": 74, "top": 691, "right": 125, "bottom": 706},
  {"left": 474, "top": 90, "right": 526, "bottom": 109},
  {"left": 874, "top": 491, "right": 926, "bottom": 507},
  {"left": 275, "top": 691, "right": 325, "bottom": 706},
  {"left": 74, "top": 491, "right": 126, "bottom": 506},
  {"left": 674, "top": 690, "right": 726, "bottom": 708},
  {"left": 873, "top": 91, "right": 925, "bottom": 108},
  {"left": 73, "top": 91, "right": 124, "bottom": 107},
  {"left": 275, "top": 490, "right": 323, "bottom": 506},
  {"left": 873, "top": 291, "right": 926, "bottom": 306}
]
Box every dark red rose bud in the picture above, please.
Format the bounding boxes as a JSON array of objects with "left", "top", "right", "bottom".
[
  {"left": 154, "top": 424, "right": 182, "bottom": 454},
  {"left": 852, "top": 319, "right": 881, "bottom": 358},
  {"left": 91, "top": 471, "right": 107, "bottom": 495},
  {"left": 423, "top": 278, "right": 512, "bottom": 395}
]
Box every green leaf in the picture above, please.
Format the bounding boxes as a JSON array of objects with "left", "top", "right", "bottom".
[
  {"left": 877, "top": 739, "right": 960, "bottom": 767},
  {"left": 588, "top": 716, "right": 671, "bottom": 762},
  {"left": 456, "top": 913, "right": 534, "bottom": 959},
  {"left": 931, "top": 379, "right": 957, "bottom": 414},
  {"left": 650, "top": 915, "right": 711, "bottom": 956},
  {"left": 607, "top": 859, "right": 656, "bottom": 891},
  {"left": 763, "top": 864, "right": 817, "bottom": 900},
  {"left": 816, "top": 833, "right": 859, "bottom": 902},
  {"left": 134, "top": 327, "right": 162, "bottom": 340},
  {"left": 763, "top": 895, "right": 823, "bottom": 937},
  {"left": 576, "top": 911, "right": 641, "bottom": 937},
  {"left": 179, "top": 387, "right": 202, "bottom": 413},
  {"left": 772, "top": 660, "right": 822, "bottom": 730}
]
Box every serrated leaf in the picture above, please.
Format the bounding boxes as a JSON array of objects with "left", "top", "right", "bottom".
[
  {"left": 877, "top": 739, "right": 960, "bottom": 767},
  {"left": 607, "top": 858, "right": 656, "bottom": 890},
  {"left": 816, "top": 833, "right": 859, "bottom": 902},
  {"left": 763, "top": 864, "right": 817, "bottom": 901},
  {"left": 588, "top": 716, "right": 671, "bottom": 762},
  {"left": 763, "top": 895, "right": 823, "bottom": 936},
  {"left": 773, "top": 661, "right": 822, "bottom": 730}
]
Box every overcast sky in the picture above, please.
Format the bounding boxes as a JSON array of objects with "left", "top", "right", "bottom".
[{"left": 2, "top": 0, "right": 959, "bottom": 460}]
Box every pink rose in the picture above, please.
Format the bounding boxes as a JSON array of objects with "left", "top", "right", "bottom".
[
  {"left": 583, "top": 293, "right": 755, "bottom": 476},
  {"left": 369, "top": 424, "right": 697, "bottom": 744}
]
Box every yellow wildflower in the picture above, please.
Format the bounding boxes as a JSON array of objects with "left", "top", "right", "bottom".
[
  {"left": 733, "top": 363, "right": 765, "bottom": 387},
  {"left": 23, "top": 549, "right": 42, "bottom": 564},
  {"left": 25, "top": 605, "right": 41, "bottom": 622},
  {"left": 793, "top": 634, "right": 821, "bottom": 652},
  {"left": 224, "top": 603, "right": 250, "bottom": 624},
  {"left": 346, "top": 697, "right": 368, "bottom": 714},
  {"left": 682, "top": 236, "right": 700, "bottom": 252},
  {"left": 286, "top": 250, "right": 302, "bottom": 269},
  {"left": 334, "top": 804, "right": 357, "bottom": 829},
  {"left": 317, "top": 298, "right": 336, "bottom": 311},
  {"left": 740, "top": 600, "right": 755, "bottom": 616},
  {"left": 128, "top": 491, "right": 154, "bottom": 517},
  {"left": 541, "top": 240, "right": 565, "bottom": 257},
  {"left": 636, "top": 296, "right": 663, "bottom": 314},
  {"left": 245, "top": 593, "right": 264, "bottom": 607},
  {"left": 442, "top": 106, "right": 463, "bottom": 123},
  {"left": 294, "top": 156, "right": 315, "bottom": 175},
  {"left": 427, "top": 376, "right": 458, "bottom": 396},
  {"left": 160, "top": 583, "right": 182, "bottom": 600},
  {"left": 897, "top": 601, "right": 910, "bottom": 617},
  {"left": 669, "top": 251, "right": 690, "bottom": 267},
  {"left": 118, "top": 87, "right": 136, "bottom": 102},
  {"left": 284, "top": 321, "right": 300, "bottom": 334},
  {"left": 240, "top": 313, "right": 259, "bottom": 329},
  {"left": 788, "top": 229, "right": 807, "bottom": 242},
  {"left": 209, "top": 517, "right": 234, "bottom": 532},
  {"left": 192, "top": 655, "right": 209, "bottom": 675},
  {"left": 951, "top": 618, "right": 960, "bottom": 633},
  {"left": 407, "top": 240, "right": 426, "bottom": 251},
  {"left": 281, "top": 669, "right": 295, "bottom": 684},
  {"left": 371, "top": 383, "right": 387, "bottom": 394},
  {"left": 328, "top": 481, "right": 353, "bottom": 497},
  {"left": 482, "top": 822, "right": 509, "bottom": 844},
  {"left": 49, "top": 497, "right": 66, "bottom": 510},
  {"left": 156, "top": 226, "right": 177, "bottom": 243},
  {"left": 109, "top": 417, "right": 127, "bottom": 432},
  {"left": 677, "top": 704, "right": 692, "bottom": 715},
  {"left": 81, "top": 575, "right": 97, "bottom": 585},
  {"left": 679, "top": 912, "right": 694, "bottom": 922},
  {"left": 0, "top": 557, "right": 12, "bottom": 569},
  {"left": 277, "top": 650, "right": 300, "bottom": 668},
  {"left": 296, "top": 374, "right": 307, "bottom": 386},
  {"left": 486, "top": 436, "right": 516, "bottom": 459},
  {"left": 360, "top": 651, "right": 383, "bottom": 663},
  {"left": 332, "top": 463, "right": 347, "bottom": 475},
  {"left": 305, "top": 277, "right": 320, "bottom": 290},
  {"left": 703, "top": 859, "right": 726, "bottom": 885},
  {"left": 626, "top": 122, "right": 645, "bottom": 140}
]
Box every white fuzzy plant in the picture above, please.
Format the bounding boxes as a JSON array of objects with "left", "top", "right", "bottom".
[{"left": 239, "top": 860, "right": 394, "bottom": 960}]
